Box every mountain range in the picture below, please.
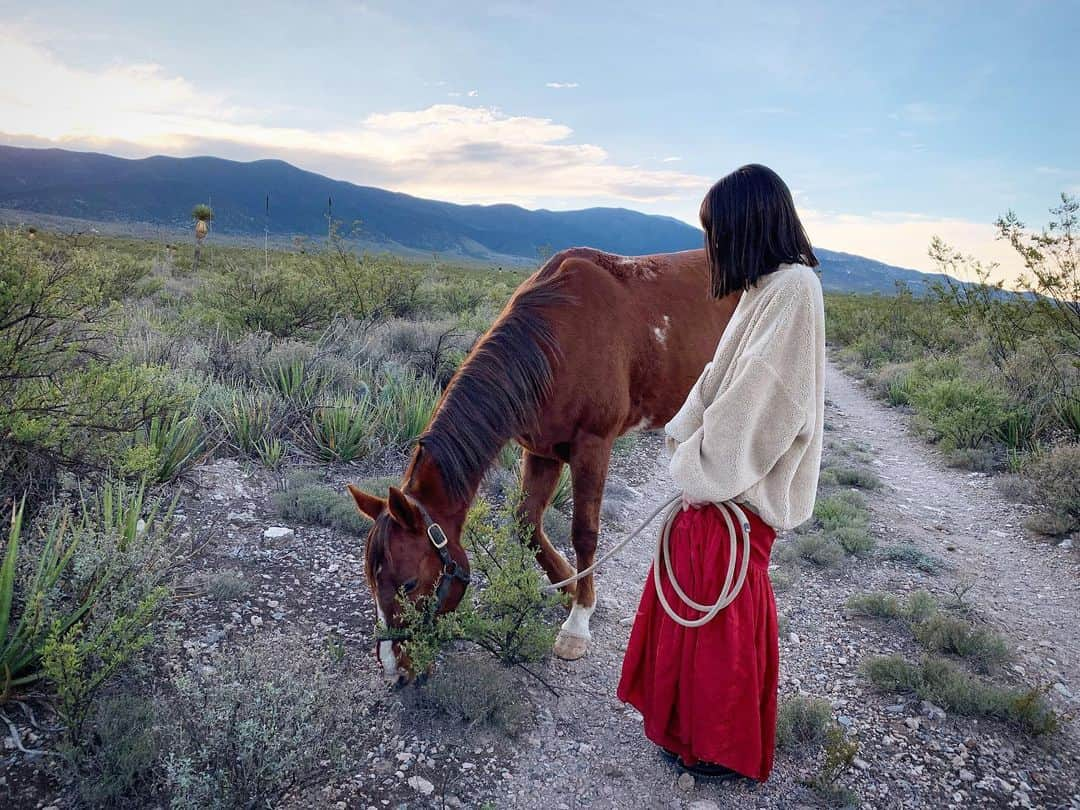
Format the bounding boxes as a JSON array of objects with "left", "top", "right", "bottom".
[{"left": 0, "top": 144, "right": 952, "bottom": 294}]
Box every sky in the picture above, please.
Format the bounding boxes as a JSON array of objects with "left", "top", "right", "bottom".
[{"left": 1, "top": 0, "right": 1077, "bottom": 281}]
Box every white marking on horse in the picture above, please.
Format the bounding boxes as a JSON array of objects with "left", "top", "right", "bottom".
[
  {"left": 375, "top": 603, "right": 399, "bottom": 678},
  {"left": 561, "top": 602, "right": 596, "bottom": 640},
  {"left": 652, "top": 315, "right": 671, "bottom": 346}
]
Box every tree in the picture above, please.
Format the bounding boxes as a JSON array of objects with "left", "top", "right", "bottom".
[{"left": 191, "top": 203, "right": 213, "bottom": 273}]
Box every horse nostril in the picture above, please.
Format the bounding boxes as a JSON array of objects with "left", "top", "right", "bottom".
[{"left": 403, "top": 579, "right": 418, "bottom": 593}]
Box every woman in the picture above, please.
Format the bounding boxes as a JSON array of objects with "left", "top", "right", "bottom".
[{"left": 617, "top": 164, "right": 825, "bottom": 782}]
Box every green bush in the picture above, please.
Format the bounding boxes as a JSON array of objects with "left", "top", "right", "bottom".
[
  {"left": 861, "top": 654, "right": 1057, "bottom": 735},
  {"left": 422, "top": 652, "right": 530, "bottom": 736},
  {"left": 198, "top": 258, "right": 331, "bottom": 337},
  {"left": 136, "top": 411, "right": 207, "bottom": 483},
  {"left": 776, "top": 695, "right": 832, "bottom": 750},
  {"left": 832, "top": 466, "right": 881, "bottom": 490},
  {"left": 882, "top": 543, "right": 944, "bottom": 574},
  {"left": 912, "top": 614, "right": 1011, "bottom": 671},
  {"left": 305, "top": 395, "right": 378, "bottom": 462},
  {"left": 163, "top": 633, "right": 371, "bottom": 809},
  {"left": 828, "top": 526, "right": 875, "bottom": 557},
  {"left": 813, "top": 491, "right": 868, "bottom": 533},
  {"left": 845, "top": 591, "right": 904, "bottom": 619},
  {"left": 1025, "top": 443, "right": 1080, "bottom": 536},
  {"left": 777, "top": 535, "right": 845, "bottom": 568},
  {"left": 273, "top": 471, "right": 373, "bottom": 535},
  {"left": 375, "top": 372, "right": 441, "bottom": 448},
  {"left": 206, "top": 387, "right": 281, "bottom": 457},
  {"left": 395, "top": 494, "right": 562, "bottom": 676}
]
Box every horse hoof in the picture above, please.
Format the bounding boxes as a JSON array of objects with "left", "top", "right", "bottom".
[{"left": 553, "top": 630, "right": 589, "bottom": 660}]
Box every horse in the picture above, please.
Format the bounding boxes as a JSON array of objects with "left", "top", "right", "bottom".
[{"left": 348, "top": 247, "right": 739, "bottom": 682}]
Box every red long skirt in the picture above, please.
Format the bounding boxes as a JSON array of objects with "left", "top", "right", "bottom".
[{"left": 617, "top": 502, "right": 779, "bottom": 782}]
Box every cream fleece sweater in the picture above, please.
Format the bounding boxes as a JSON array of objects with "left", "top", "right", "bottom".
[{"left": 665, "top": 264, "right": 825, "bottom": 530}]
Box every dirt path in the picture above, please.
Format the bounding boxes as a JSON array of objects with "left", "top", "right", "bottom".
[{"left": 495, "top": 359, "right": 1080, "bottom": 809}]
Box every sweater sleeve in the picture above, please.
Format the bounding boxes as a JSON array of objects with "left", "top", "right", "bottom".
[
  {"left": 668, "top": 355, "right": 808, "bottom": 504},
  {"left": 664, "top": 361, "right": 714, "bottom": 453}
]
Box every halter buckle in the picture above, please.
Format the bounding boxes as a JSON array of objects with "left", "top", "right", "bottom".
[{"left": 427, "top": 523, "right": 449, "bottom": 549}]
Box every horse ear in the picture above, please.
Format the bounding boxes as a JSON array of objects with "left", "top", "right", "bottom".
[
  {"left": 386, "top": 487, "right": 421, "bottom": 530},
  {"left": 346, "top": 484, "right": 384, "bottom": 520}
]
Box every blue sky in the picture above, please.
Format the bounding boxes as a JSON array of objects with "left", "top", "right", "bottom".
[{"left": 1, "top": 1, "right": 1077, "bottom": 279}]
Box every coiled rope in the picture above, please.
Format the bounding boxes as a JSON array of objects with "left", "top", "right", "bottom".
[{"left": 541, "top": 494, "right": 752, "bottom": 628}]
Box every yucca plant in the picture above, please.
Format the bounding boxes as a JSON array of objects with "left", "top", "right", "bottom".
[
  {"left": 306, "top": 396, "right": 378, "bottom": 462},
  {"left": 377, "top": 373, "right": 441, "bottom": 448},
  {"left": 256, "top": 437, "right": 286, "bottom": 470},
  {"left": 996, "top": 408, "right": 1037, "bottom": 450},
  {"left": 145, "top": 412, "right": 207, "bottom": 482},
  {"left": 1055, "top": 394, "right": 1080, "bottom": 440},
  {"left": 262, "top": 359, "right": 323, "bottom": 409},
  {"left": 81, "top": 478, "right": 177, "bottom": 554},
  {"left": 0, "top": 501, "right": 94, "bottom": 697},
  {"left": 211, "top": 388, "right": 280, "bottom": 457},
  {"left": 191, "top": 203, "right": 213, "bottom": 273}
]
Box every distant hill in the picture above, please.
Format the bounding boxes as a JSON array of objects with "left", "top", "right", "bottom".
[{"left": 0, "top": 144, "right": 951, "bottom": 293}]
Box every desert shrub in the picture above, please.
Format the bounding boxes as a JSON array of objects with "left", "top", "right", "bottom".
[
  {"left": 807, "top": 726, "right": 859, "bottom": 807},
  {"left": 198, "top": 257, "right": 331, "bottom": 337},
  {"left": 1055, "top": 395, "right": 1080, "bottom": 440},
  {"left": 831, "top": 466, "right": 881, "bottom": 490},
  {"left": 63, "top": 694, "right": 162, "bottom": 807},
  {"left": 944, "top": 447, "right": 999, "bottom": 472},
  {"left": 305, "top": 394, "right": 379, "bottom": 462},
  {"left": 861, "top": 654, "right": 1057, "bottom": 735},
  {"left": 777, "top": 535, "right": 844, "bottom": 568},
  {"left": 769, "top": 566, "right": 798, "bottom": 592},
  {"left": 205, "top": 569, "right": 246, "bottom": 602},
  {"left": 882, "top": 543, "right": 944, "bottom": 573},
  {"left": 395, "top": 494, "right": 562, "bottom": 676},
  {"left": 828, "top": 526, "right": 875, "bottom": 557},
  {"left": 162, "top": 633, "right": 371, "bottom": 810},
  {"left": 313, "top": 240, "right": 426, "bottom": 325},
  {"left": 1025, "top": 443, "right": 1080, "bottom": 536},
  {"left": 542, "top": 508, "right": 571, "bottom": 545},
  {"left": 845, "top": 591, "right": 904, "bottom": 619},
  {"left": 273, "top": 471, "right": 373, "bottom": 535},
  {"left": 813, "top": 491, "right": 867, "bottom": 533},
  {"left": 422, "top": 652, "right": 530, "bottom": 735},
  {"left": 910, "top": 377, "right": 1005, "bottom": 450},
  {"left": 911, "top": 614, "right": 1011, "bottom": 671},
  {"left": 904, "top": 589, "right": 938, "bottom": 623},
  {"left": 260, "top": 355, "right": 325, "bottom": 409},
  {"left": 775, "top": 695, "right": 832, "bottom": 750}
]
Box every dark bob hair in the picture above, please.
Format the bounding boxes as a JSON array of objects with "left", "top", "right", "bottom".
[{"left": 699, "top": 164, "right": 818, "bottom": 298}]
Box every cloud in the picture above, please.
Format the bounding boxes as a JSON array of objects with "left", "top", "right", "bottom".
[
  {"left": 661, "top": 156, "right": 682, "bottom": 163},
  {"left": 545, "top": 82, "right": 579, "bottom": 89},
  {"left": 466, "top": 89, "right": 478, "bottom": 97},
  {"left": 0, "top": 32, "right": 704, "bottom": 206}
]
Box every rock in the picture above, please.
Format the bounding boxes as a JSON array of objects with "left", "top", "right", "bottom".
[
  {"left": 228, "top": 511, "right": 257, "bottom": 527},
  {"left": 1058, "top": 536, "right": 1073, "bottom": 550},
  {"left": 688, "top": 801, "right": 721, "bottom": 810},
  {"left": 788, "top": 632, "right": 801, "bottom": 644},
  {"left": 677, "top": 771, "right": 695, "bottom": 791},
  {"left": 407, "top": 775, "right": 434, "bottom": 795},
  {"left": 959, "top": 769, "right": 976, "bottom": 782},
  {"left": 904, "top": 717, "right": 920, "bottom": 731},
  {"left": 920, "top": 700, "right": 946, "bottom": 721},
  {"left": 250, "top": 615, "right": 263, "bottom": 628},
  {"left": 262, "top": 526, "right": 295, "bottom": 545},
  {"left": 1052, "top": 682, "right": 1072, "bottom": 699},
  {"left": 852, "top": 757, "right": 870, "bottom": 771}
]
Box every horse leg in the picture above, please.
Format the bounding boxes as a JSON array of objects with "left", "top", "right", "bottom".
[
  {"left": 518, "top": 450, "right": 576, "bottom": 595},
  {"left": 553, "top": 432, "right": 613, "bottom": 661}
]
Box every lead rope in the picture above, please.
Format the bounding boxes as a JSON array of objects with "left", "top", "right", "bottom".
[{"left": 541, "top": 494, "right": 753, "bottom": 628}]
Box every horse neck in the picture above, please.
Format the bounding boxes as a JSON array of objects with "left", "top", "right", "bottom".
[{"left": 402, "top": 445, "right": 485, "bottom": 531}]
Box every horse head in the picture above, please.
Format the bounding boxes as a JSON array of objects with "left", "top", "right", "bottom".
[{"left": 348, "top": 476, "right": 470, "bottom": 685}]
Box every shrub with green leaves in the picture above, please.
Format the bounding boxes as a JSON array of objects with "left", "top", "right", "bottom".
[
  {"left": 882, "top": 543, "right": 944, "bottom": 574},
  {"left": 422, "top": 652, "right": 530, "bottom": 736},
  {"left": 207, "top": 386, "right": 281, "bottom": 457},
  {"left": 910, "top": 377, "right": 1005, "bottom": 450},
  {"left": 861, "top": 654, "right": 1057, "bottom": 735},
  {"left": 306, "top": 395, "right": 378, "bottom": 462},
  {"left": 163, "top": 633, "right": 371, "bottom": 810},
  {"left": 375, "top": 372, "right": 441, "bottom": 448},
  {"left": 273, "top": 470, "right": 373, "bottom": 535},
  {"left": 845, "top": 591, "right": 904, "bottom": 619},
  {"left": 1025, "top": 443, "right": 1080, "bottom": 536},
  {"left": 776, "top": 695, "right": 832, "bottom": 750},
  {"left": 776, "top": 534, "right": 844, "bottom": 568},
  {"left": 911, "top": 613, "right": 1011, "bottom": 671},
  {"left": 136, "top": 411, "right": 207, "bottom": 483},
  {"left": 813, "top": 491, "right": 868, "bottom": 533},
  {"left": 394, "top": 494, "right": 562, "bottom": 677}
]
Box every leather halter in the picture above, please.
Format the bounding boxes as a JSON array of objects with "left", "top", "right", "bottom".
[{"left": 409, "top": 495, "right": 472, "bottom": 614}]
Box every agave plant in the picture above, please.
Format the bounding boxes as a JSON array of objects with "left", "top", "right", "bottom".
[
  {"left": 306, "top": 395, "right": 378, "bottom": 462},
  {"left": 146, "top": 411, "right": 207, "bottom": 483},
  {"left": 0, "top": 502, "right": 91, "bottom": 697},
  {"left": 376, "top": 373, "right": 441, "bottom": 448},
  {"left": 1055, "top": 394, "right": 1080, "bottom": 440},
  {"left": 211, "top": 388, "right": 280, "bottom": 457}
]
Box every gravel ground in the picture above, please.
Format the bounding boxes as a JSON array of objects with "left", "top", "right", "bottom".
[{"left": 4, "top": 359, "right": 1079, "bottom": 808}]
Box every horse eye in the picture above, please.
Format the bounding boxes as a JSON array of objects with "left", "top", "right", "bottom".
[{"left": 402, "top": 579, "right": 418, "bottom": 593}]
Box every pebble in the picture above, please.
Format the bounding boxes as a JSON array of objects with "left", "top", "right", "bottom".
[
  {"left": 262, "top": 526, "right": 295, "bottom": 544},
  {"left": 677, "top": 772, "right": 695, "bottom": 791},
  {"left": 407, "top": 775, "right": 434, "bottom": 795}
]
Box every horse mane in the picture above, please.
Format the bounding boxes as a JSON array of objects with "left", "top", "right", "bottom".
[{"left": 417, "top": 267, "right": 573, "bottom": 503}]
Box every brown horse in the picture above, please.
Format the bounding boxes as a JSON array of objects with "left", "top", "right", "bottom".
[{"left": 348, "top": 247, "right": 739, "bottom": 681}]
